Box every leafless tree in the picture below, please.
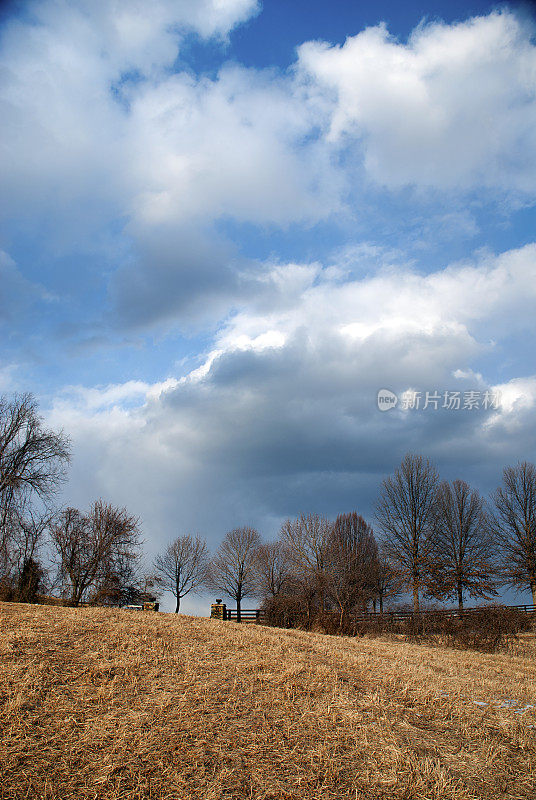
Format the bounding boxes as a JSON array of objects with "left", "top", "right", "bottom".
[
  {"left": 375, "top": 453, "right": 439, "bottom": 613},
  {"left": 154, "top": 534, "right": 209, "bottom": 613},
  {"left": 208, "top": 527, "right": 261, "bottom": 621},
  {"left": 372, "top": 553, "right": 402, "bottom": 613},
  {"left": 279, "top": 513, "right": 332, "bottom": 615},
  {"left": 50, "top": 500, "right": 141, "bottom": 606},
  {"left": 428, "top": 480, "right": 498, "bottom": 610},
  {"left": 0, "top": 394, "right": 69, "bottom": 515},
  {"left": 326, "top": 512, "right": 378, "bottom": 625},
  {"left": 254, "top": 540, "right": 294, "bottom": 600},
  {"left": 2, "top": 507, "right": 55, "bottom": 598},
  {"left": 0, "top": 393, "right": 70, "bottom": 575},
  {"left": 490, "top": 462, "right": 536, "bottom": 605}
]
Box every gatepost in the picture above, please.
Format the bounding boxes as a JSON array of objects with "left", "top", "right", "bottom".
[{"left": 210, "top": 599, "right": 227, "bottom": 620}]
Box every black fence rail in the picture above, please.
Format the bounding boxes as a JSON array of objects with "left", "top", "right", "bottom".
[
  {"left": 222, "top": 604, "right": 535, "bottom": 623},
  {"left": 211, "top": 602, "right": 535, "bottom": 624},
  {"left": 349, "top": 603, "right": 536, "bottom": 622},
  {"left": 225, "top": 608, "right": 266, "bottom": 623}
]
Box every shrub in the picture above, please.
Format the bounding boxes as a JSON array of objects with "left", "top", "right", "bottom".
[{"left": 262, "top": 600, "right": 533, "bottom": 653}]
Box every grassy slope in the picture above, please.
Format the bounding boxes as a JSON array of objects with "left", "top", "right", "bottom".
[{"left": 1, "top": 603, "right": 536, "bottom": 800}]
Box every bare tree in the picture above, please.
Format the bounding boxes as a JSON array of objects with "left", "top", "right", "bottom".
[
  {"left": 429, "top": 480, "right": 498, "bottom": 610},
  {"left": 154, "top": 534, "right": 209, "bottom": 613},
  {"left": 2, "top": 507, "right": 55, "bottom": 599},
  {"left": 491, "top": 462, "right": 536, "bottom": 604},
  {"left": 50, "top": 500, "right": 141, "bottom": 606},
  {"left": 0, "top": 394, "right": 70, "bottom": 575},
  {"left": 326, "top": 512, "right": 378, "bottom": 625},
  {"left": 375, "top": 453, "right": 439, "bottom": 613},
  {"left": 209, "top": 527, "right": 261, "bottom": 621},
  {"left": 372, "top": 553, "right": 402, "bottom": 613},
  {"left": 254, "top": 540, "right": 293, "bottom": 600},
  {"left": 279, "top": 513, "right": 331, "bottom": 616},
  {"left": 49, "top": 507, "right": 86, "bottom": 604}
]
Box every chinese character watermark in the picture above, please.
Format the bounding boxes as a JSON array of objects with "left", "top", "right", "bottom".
[{"left": 377, "top": 389, "right": 501, "bottom": 412}]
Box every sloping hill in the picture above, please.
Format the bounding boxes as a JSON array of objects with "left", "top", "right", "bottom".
[{"left": 1, "top": 602, "right": 536, "bottom": 799}]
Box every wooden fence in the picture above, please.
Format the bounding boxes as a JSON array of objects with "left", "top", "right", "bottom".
[
  {"left": 225, "top": 608, "right": 266, "bottom": 623},
  {"left": 349, "top": 604, "right": 536, "bottom": 622},
  {"left": 212, "top": 602, "right": 535, "bottom": 624}
]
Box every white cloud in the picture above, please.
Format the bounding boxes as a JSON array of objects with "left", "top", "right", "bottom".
[
  {"left": 492, "top": 377, "right": 536, "bottom": 415},
  {"left": 298, "top": 11, "right": 536, "bottom": 193},
  {"left": 3, "top": 5, "right": 536, "bottom": 337},
  {"left": 5, "top": 0, "right": 259, "bottom": 76},
  {"left": 484, "top": 376, "right": 536, "bottom": 433},
  {"left": 0, "top": 0, "right": 338, "bottom": 241},
  {"left": 2, "top": 6, "right": 534, "bottom": 249},
  {"left": 126, "top": 65, "right": 341, "bottom": 228},
  {"left": 0, "top": 0, "right": 344, "bottom": 332},
  {"left": 218, "top": 243, "right": 536, "bottom": 352}
]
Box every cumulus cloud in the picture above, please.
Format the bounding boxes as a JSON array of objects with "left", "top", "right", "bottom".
[
  {"left": 125, "top": 64, "right": 341, "bottom": 228},
  {"left": 0, "top": 0, "right": 262, "bottom": 229},
  {"left": 0, "top": 0, "right": 336, "bottom": 237},
  {"left": 2, "top": 5, "right": 536, "bottom": 335},
  {"left": 485, "top": 376, "right": 536, "bottom": 433},
  {"left": 48, "top": 244, "right": 536, "bottom": 567},
  {"left": 298, "top": 10, "right": 536, "bottom": 193},
  {"left": 0, "top": 0, "right": 343, "bottom": 330}
]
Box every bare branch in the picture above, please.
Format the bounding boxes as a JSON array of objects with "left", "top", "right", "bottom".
[
  {"left": 49, "top": 500, "right": 142, "bottom": 606},
  {"left": 154, "top": 534, "right": 209, "bottom": 613},
  {"left": 490, "top": 462, "right": 536, "bottom": 603},
  {"left": 208, "top": 527, "right": 261, "bottom": 621},
  {"left": 428, "top": 479, "right": 498, "bottom": 609},
  {"left": 375, "top": 453, "right": 439, "bottom": 612}
]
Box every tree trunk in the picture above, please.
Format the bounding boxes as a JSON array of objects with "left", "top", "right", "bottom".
[
  {"left": 175, "top": 576, "right": 181, "bottom": 613},
  {"left": 531, "top": 578, "right": 536, "bottom": 607},
  {"left": 236, "top": 592, "right": 242, "bottom": 623},
  {"left": 70, "top": 574, "right": 80, "bottom": 607},
  {"left": 457, "top": 582, "right": 464, "bottom": 612},
  {"left": 379, "top": 595, "right": 383, "bottom": 613},
  {"left": 71, "top": 585, "right": 81, "bottom": 607},
  {"left": 412, "top": 581, "right": 420, "bottom": 614}
]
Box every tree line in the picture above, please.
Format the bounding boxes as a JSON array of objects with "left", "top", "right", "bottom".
[
  {"left": 1, "top": 394, "right": 536, "bottom": 618},
  {"left": 0, "top": 393, "right": 145, "bottom": 606},
  {"left": 155, "top": 453, "right": 536, "bottom": 621}
]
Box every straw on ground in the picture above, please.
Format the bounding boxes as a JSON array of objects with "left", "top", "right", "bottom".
[{"left": 1, "top": 602, "right": 536, "bottom": 799}]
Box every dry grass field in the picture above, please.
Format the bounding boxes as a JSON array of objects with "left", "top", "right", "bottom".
[{"left": 1, "top": 603, "right": 536, "bottom": 800}]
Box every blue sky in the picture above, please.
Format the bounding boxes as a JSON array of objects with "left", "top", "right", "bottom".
[{"left": 1, "top": 0, "right": 536, "bottom": 611}]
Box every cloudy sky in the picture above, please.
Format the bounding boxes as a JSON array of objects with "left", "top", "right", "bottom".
[{"left": 1, "top": 0, "right": 536, "bottom": 611}]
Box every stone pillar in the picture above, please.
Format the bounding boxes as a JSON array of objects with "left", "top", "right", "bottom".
[{"left": 210, "top": 599, "right": 227, "bottom": 620}]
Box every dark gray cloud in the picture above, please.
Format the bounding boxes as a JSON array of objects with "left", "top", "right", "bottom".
[
  {"left": 49, "top": 245, "right": 536, "bottom": 575},
  {"left": 108, "top": 224, "right": 241, "bottom": 331}
]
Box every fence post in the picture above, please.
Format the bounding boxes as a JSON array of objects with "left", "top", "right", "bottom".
[{"left": 210, "top": 599, "right": 227, "bottom": 620}]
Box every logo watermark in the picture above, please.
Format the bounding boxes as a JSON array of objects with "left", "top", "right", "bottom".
[
  {"left": 377, "top": 389, "right": 398, "bottom": 411},
  {"left": 377, "top": 389, "right": 501, "bottom": 412}
]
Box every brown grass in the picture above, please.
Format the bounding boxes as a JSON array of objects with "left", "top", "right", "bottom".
[{"left": 1, "top": 602, "right": 536, "bottom": 799}]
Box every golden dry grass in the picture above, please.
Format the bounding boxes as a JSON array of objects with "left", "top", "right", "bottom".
[{"left": 1, "top": 602, "right": 536, "bottom": 799}]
